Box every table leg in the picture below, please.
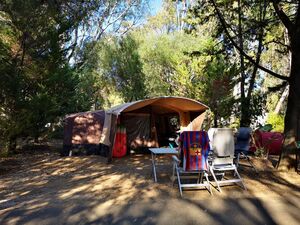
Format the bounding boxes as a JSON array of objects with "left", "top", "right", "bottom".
[{"left": 151, "top": 152, "right": 157, "bottom": 182}]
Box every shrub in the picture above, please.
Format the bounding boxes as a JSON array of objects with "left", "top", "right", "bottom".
[
  {"left": 266, "top": 112, "right": 284, "bottom": 132},
  {"left": 254, "top": 147, "right": 268, "bottom": 158}
]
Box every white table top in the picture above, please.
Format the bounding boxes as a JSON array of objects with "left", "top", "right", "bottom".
[{"left": 149, "top": 147, "right": 178, "bottom": 154}]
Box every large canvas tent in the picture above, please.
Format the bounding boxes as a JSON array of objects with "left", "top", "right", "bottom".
[
  {"left": 100, "top": 96, "right": 209, "bottom": 162},
  {"left": 62, "top": 96, "right": 209, "bottom": 160}
]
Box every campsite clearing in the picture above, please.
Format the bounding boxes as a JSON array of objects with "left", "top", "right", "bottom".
[{"left": 0, "top": 150, "right": 299, "bottom": 225}]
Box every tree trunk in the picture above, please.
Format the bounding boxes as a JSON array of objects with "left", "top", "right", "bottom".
[
  {"left": 274, "top": 85, "right": 289, "bottom": 114},
  {"left": 277, "top": 37, "right": 300, "bottom": 170},
  {"left": 237, "top": 0, "right": 248, "bottom": 128},
  {"left": 240, "top": 0, "right": 266, "bottom": 128},
  {"left": 277, "top": 85, "right": 299, "bottom": 170},
  {"left": 240, "top": 98, "right": 251, "bottom": 127}
]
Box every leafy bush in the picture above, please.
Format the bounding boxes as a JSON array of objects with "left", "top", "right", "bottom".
[
  {"left": 266, "top": 112, "right": 284, "bottom": 132},
  {"left": 254, "top": 147, "right": 268, "bottom": 158}
]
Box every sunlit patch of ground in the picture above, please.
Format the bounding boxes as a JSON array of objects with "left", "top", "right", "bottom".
[{"left": 0, "top": 151, "right": 299, "bottom": 225}]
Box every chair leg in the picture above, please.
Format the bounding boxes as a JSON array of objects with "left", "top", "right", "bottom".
[
  {"left": 205, "top": 172, "right": 213, "bottom": 195},
  {"left": 210, "top": 167, "right": 222, "bottom": 193},
  {"left": 238, "top": 152, "right": 257, "bottom": 173},
  {"left": 172, "top": 162, "right": 176, "bottom": 186},
  {"left": 236, "top": 153, "right": 240, "bottom": 167},
  {"left": 234, "top": 166, "right": 246, "bottom": 190},
  {"left": 246, "top": 156, "right": 257, "bottom": 173},
  {"left": 197, "top": 172, "right": 203, "bottom": 184},
  {"left": 175, "top": 164, "right": 183, "bottom": 196}
]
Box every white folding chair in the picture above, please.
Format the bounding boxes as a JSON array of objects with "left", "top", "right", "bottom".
[{"left": 209, "top": 128, "right": 246, "bottom": 192}]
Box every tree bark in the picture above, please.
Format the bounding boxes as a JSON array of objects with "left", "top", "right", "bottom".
[
  {"left": 274, "top": 85, "right": 289, "bottom": 114},
  {"left": 237, "top": 0, "right": 249, "bottom": 127},
  {"left": 276, "top": 1, "right": 300, "bottom": 170},
  {"left": 277, "top": 36, "right": 300, "bottom": 170}
]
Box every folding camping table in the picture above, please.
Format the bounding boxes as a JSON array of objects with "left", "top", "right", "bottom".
[{"left": 149, "top": 147, "right": 178, "bottom": 182}]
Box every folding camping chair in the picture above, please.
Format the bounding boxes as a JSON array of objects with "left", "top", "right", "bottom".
[
  {"left": 210, "top": 128, "right": 246, "bottom": 192},
  {"left": 172, "top": 131, "right": 212, "bottom": 196},
  {"left": 235, "top": 127, "right": 257, "bottom": 172}
]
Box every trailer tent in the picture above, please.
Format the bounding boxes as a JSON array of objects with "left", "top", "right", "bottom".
[
  {"left": 62, "top": 96, "right": 209, "bottom": 160},
  {"left": 100, "top": 96, "right": 209, "bottom": 162}
]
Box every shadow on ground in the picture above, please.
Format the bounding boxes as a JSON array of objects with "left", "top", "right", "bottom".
[{"left": 0, "top": 152, "right": 299, "bottom": 225}]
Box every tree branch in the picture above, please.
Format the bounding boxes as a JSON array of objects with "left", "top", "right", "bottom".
[
  {"left": 271, "top": 0, "right": 293, "bottom": 32},
  {"left": 237, "top": 0, "right": 246, "bottom": 100},
  {"left": 247, "top": 0, "right": 267, "bottom": 99},
  {"left": 265, "top": 39, "right": 291, "bottom": 50},
  {"left": 210, "top": 0, "right": 289, "bottom": 82},
  {"left": 67, "top": 27, "right": 78, "bottom": 62}
]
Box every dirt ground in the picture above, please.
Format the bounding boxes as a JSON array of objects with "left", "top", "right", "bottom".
[{"left": 0, "top": 150, "right": 299, "bottom": 225}]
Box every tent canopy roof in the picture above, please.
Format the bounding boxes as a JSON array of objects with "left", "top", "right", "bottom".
[{"left": 107, "top": 96, "right": 209, "bottom": 115}]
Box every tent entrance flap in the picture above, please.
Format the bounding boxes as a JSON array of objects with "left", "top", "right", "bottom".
[
  {"left": 120, "top": 113, "right": 181, "bottom": 149},
  {"left": 123, "top": 114, "right": 154, "bottom": 148}
]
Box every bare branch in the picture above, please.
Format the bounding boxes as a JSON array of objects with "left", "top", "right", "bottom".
[
  {"left": 96, "top": 1, "right": 137, "bottom": 40},
  {"left": 94, "top": 1, "right": 117, "bottom": 40}
]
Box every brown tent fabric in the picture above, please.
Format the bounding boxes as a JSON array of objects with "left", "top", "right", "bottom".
[
  {"left": 62, "top": 110, "right": 105, "bottom": 156},
  {"left": 123, "top": 114, "right": 152, "bottom": 148}
]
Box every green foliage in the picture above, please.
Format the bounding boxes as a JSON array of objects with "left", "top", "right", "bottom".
[
  {"left": 1, "top": 0, "right": 295, "bottom": 157},
  {"left": 108, "top": 36, "right": 147, "bottom": 101},
  {"left": 0, "top": 2, "right": 96, "bottom": 151},
  {"left": 0, "top": 0, "right": 149, "bottom": 152},
  {"left": 185, "top": 0, "right": 292, "bottom": 127},
  {"left": 79, "top": 35, "right": 147, "bottom": 104},
  {"left": 137, "top": 32, "right": 202, "bottom": 96},
  {"left": 82, "top": 1, "right": 238, "bottom": 125},
  {"left": 242, "top": 91, "right": 267, "bottom": 125},
  {"left": 266, "top": 112, "right": 284, "bottom": 133},
  {"left": 195, "top": 56, "right": 237, "bottom": 126},
  {"left": 254, "top": 147, "right": 268, "bottom": 158},
  {"left": 259, "top": 124, "right": 273, "bottom": 132}
]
